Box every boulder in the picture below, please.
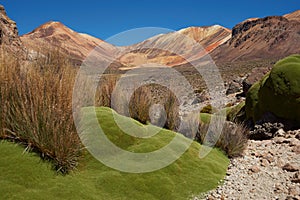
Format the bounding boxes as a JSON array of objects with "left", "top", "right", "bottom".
[
  {"left": 242, "top": 67, "right": 271, "bottom": 95},
  {"left": 282, "top": 163, "right": 299, "bottom": 172},
  {"left": 226, "top": 81, "right": 241, "bottom": 95},
  {"left": 291, "top": 172, "right": 300, "bottom": 183}
]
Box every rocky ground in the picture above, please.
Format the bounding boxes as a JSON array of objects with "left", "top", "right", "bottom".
[{"left": 199, "top": 129, "right": 300, "bottom": 200}]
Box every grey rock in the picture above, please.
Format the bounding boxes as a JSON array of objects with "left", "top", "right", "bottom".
[
  {"left": 226, "top": 81, "right": 241, "bottom": 95},
  {"left": 282, "top": 163, "right": 299, "bottom": 172},
  {"left": 291, "top": 172, "right": 300, "bottom": 183},
  {"left": 250, "top": 165, "right": 261, "bottom": 173}
]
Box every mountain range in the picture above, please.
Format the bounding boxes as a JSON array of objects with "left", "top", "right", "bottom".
[{"left": 1, "top": 5, "right": 299, "bottom": 69}]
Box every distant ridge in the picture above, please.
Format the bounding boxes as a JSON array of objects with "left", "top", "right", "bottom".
[
  {"left": 118, "top": 25, "right": 231, "bottom": 67},
  {"left": 1, "top": 4, "right": 299, "bottom": 67},
  {"left": 20, "top": 21, "right": 118, "bottom": 65},
  {"left": 211, "top": 11, "right": 300, "bottom": 63}
]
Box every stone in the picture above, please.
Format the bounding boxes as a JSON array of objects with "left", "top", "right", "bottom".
[
  {"left": 226, "top": 81, "right": 241, "bottom": 95},
  {"left": 250, "top": 165, "right": 261, "bottom": 173},
  {"left": 274, "top": 137, "right": 286, "bottom": 144},
  {"left": 204, "top": 128, "right": 300, "bottom": 199},
  {"left": 249, "top": 122, "right": 284, "bottom": 140},
  {"left": 242, "top": 67, "right": 271, "bottom": 96},
  {"left": 268, "top": 150, "right": 276, "bottom": 156},
  {"left": 277, "top": 158, "right": 285, "bottom": 168},
  {"left": 264, "top": 155, "right": 275, "bottom": 163},
  {"left": 291, "top": 172, "right": 300, "bottom": 183},
  {"left": 292, "top": 145, "right": 300, "bottom": 154},
  {"left": 276, "top": 128, "right": 286, "bottom": 137},
  {"left": 207, "top": 195, "right": 215, "bottom": 200},
  {"left": 274, "top": 183, "right": 283, "bottom": 192},
  {"left": 288, "top": 185, "right": 300, "bottom": 197},
  {"left": 289, "top": 138, "right": 300, "bottom": 146},
  {"left": 296, "top": 133, "right": 300, "bottom": 140},
  {"left": 261, "top": 159, "right": 269, "bottom": 167},
  {"left": 191, "top": 97, "right": 201, "bottom": 105},
  {"left": 282, "top": 163, "right": 299, "bottom": 172},
  {"left": 285, "top": 196, "right": 298, "bottom": 200}
]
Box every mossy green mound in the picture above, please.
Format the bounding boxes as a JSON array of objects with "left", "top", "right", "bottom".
[
  {"left": 245, "top": 81, "right": 262, "bottom": 121},
  {"left": 200, "top": 101, "right": 246, "bottom": 124},
  {"left": 200, "top": 112, "right": 212, "bottom": 124},
  {"left": 245, "top": 55, "right": 300, "bottom": 123},
  {"left": 0, "top": 107, "right": 229, "bottom": 200},
  {"left": 226, "top": 101, "right": 246, "bottom": 122}
]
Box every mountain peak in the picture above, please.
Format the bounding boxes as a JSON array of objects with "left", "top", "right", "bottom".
[
  {"left": 119, "top": 24, "right": 231, "bottom": 67},
  {"left": 40, "top": 21, "right": 65, "bottom": 28},
  {"left": 20, "top": 19, "right": 117, "bottom": 65},
  {"left": 284, "top": 10, "right": 300, "bottom": 21},
  {"left": 178, "top": 25, "right": 230, "bottom": 34},
  {"left": 25, "top": 21, "right": 73, "bottom": 37},
  {"left": 0, "top": 5, "right": 6, "bottom": 15},
  {"left": 176, "top": 25, "right": 231, "bottom": 43}
]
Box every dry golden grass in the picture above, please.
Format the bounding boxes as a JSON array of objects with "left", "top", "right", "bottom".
[
  {"left": 0, "top": 49, "right": 81, "bottom": 173},
  {"left": 0, "top": 45, "right": 248, "bottom": 174},
  {"left": 196, "top": 119, "right": 249, "bottom": 157},
  {"left": 95, "top": 74, "right": 119, "bottom": 107},
  {"left": 128, "top": 85, "right": 153, "bottom": 124},
  {"left": 95, "top": 79, "right": 181, "bottom": 131}
]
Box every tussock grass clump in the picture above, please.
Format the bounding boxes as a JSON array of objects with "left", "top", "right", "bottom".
[
  {"left": 0, "top": 50, "right": 81, "bottom": 173},
  {"left": 95, "top": 74, "right": 119, "bottom": 107},
  {"left": 96, "top": 80, "right": 181, "bottom": 131},
  {"left": 127, "top": 85, "right": 180, "bottom": 131},
  {"left": 128, "top": 86, "right": 153, "bottom": 124},
  {"left": 196, "top": 119, "right": 249, "bottom": 157},
  {"left": 163, "top": 90, "right": 180, "bottom": 131}
]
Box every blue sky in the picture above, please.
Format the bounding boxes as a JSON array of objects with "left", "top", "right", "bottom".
[{"left": 1, "top": 0, "right": 299, "bottom": 45}]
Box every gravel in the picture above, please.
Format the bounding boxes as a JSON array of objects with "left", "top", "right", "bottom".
[{"left": 194, "top": 129, "right": 300, "bottom": 200}]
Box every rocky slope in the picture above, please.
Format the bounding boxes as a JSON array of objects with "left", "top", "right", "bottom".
[
  {"left": 202, "top": 129, "right": 300, "bottom": 200},
  {"left": 3, "top": 4, "right": 300, "bottom": 69},
  {"left": 21, "top": 21, "right": 118, "bottom": 65},
  {"left": 119, "top": 25, "right": 231, "bottom": 68},
  {"left": 20, "top": 20, "right": 231, "bottom": 68},
  {"left": 284, "top": 10, "right": 300, "bottom": 21},
  {"left": 212, "top": 10, "right": 300, "bottom": 63},
  {"left": 0, "top": 5, "right": 24, "bottom": 56}
]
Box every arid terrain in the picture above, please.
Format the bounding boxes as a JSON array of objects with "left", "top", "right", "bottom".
[{"left": 1, "top": 4, "right": 300, "bottom": 200}]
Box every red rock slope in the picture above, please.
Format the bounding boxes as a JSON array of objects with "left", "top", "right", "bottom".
[
  {"left": 119, "top": 25, "right": 231, "bottom": 67},
  {"left": 211, "top": 10, "right": 300, "bottom": 63}
]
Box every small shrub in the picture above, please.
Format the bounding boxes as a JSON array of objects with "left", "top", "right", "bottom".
[
  {"left": 196, "top": 120, "right": 249, "bottom": 157},
  {"left": 107, "top": 82, "right": 180, "bottom": 132},
  {"left": 127, "top": 85, "right": 180, "bottom": 131}
]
